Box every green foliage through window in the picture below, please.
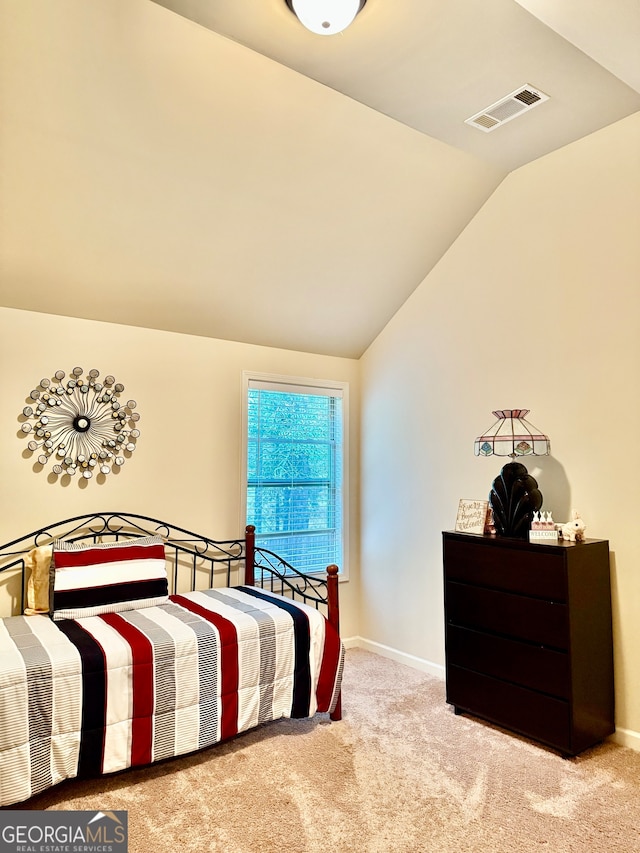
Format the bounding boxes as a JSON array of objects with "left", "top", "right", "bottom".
[{"left": 247, "top": 384, "right": 344, "bottom": 575}]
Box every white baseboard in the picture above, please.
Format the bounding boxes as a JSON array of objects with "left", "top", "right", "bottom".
[
  {"left": 342, "top": 636, "right": 640, "bottom": 753},
  {"left": 610, "top": 726, "right": 640, "bottom": 752},
  {"left": 342, "top": 635, "right": 445, "bottom": 680}
]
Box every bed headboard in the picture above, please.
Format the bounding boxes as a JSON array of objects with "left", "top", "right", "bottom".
[{"left": 0, "top": 512, "right": 339, "bottom": 629}]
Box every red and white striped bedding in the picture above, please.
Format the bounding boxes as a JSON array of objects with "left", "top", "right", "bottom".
[
  {"left": 52, "top": 535, "right": 170, "bottom": 620},
  {"left": 0, "top": 586, "right": 344, "bottom": 807}
]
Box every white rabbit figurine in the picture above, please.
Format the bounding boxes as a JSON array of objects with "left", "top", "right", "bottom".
[{"left": 562, "top": 509, "right": 586, "bottom": 542}]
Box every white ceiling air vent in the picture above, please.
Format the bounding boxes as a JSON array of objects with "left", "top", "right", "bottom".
[{"left": 465, "top": 85, "right": 549, "bottom": 133}]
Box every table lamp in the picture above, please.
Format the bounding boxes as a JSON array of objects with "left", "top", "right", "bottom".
[{"left": 474, "top": 409, "right": 550, "bottom": 538}]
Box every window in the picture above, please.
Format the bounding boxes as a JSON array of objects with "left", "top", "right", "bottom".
[{"left": 243, "top": 374, "right": 348, "bottom": 576}]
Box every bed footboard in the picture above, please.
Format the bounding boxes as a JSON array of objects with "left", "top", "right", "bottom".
[{"left": 244, "top": 525, "right": 342, "bottom": 720}]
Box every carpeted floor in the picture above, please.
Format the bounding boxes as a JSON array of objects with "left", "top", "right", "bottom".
[{"left": 10, "top": 648, "right": 640, "bottom": 852}]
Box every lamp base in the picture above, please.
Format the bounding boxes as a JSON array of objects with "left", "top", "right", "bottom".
[{"left": 489, "top": 461, "right": 543, "bottom": 538}]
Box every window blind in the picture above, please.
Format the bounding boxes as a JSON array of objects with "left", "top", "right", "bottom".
[{"left": 246, "top": 379, "right": 344, "bottom": 575}]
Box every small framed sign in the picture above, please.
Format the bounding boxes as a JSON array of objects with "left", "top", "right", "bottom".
[{"left": 455, "top": 499, "right": 490, "bottom": 534}]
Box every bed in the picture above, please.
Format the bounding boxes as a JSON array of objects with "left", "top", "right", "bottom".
[{"left": 0, "top": 512, "right": 343, "bottom": 808}]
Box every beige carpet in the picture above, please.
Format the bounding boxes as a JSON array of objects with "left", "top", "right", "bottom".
[{"left": 10, "top": 648, "right": 640, "bottom": 852}]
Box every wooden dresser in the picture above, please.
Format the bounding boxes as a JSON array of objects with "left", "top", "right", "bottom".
[{"left": 442, "top": 531, "right": 614, "bottom": 756}]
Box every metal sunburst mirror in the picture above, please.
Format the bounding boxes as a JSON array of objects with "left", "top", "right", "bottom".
[{"left": 19, "top": 368, "right": 140, "bottom": 479}]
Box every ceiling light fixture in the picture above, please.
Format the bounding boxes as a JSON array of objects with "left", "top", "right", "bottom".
[{"left": 285, "top": 0, "right": 367, "bottom": 36}]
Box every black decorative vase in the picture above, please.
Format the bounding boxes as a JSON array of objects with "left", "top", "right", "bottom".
[{"left": 489, "top": 461, "right": 543, "bottom": 538}]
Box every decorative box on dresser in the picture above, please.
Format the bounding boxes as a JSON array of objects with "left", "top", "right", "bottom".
[{"left": 442, "top": 531, "right": 614, "bottom": 756}]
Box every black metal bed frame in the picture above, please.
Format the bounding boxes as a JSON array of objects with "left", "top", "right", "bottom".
[{"left": 0, "top": 512, "right": 340, "bottom": 633}]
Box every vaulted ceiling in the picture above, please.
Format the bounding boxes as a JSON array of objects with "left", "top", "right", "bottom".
[
  {"left": 152, "top": 0, "right": 640, "bottom": 172},
  {"left": 2, "top": 0, "right": 639, "bottom": 357}
]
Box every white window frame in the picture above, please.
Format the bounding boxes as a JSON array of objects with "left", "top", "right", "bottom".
[{"left": 241, "top": 371, "right": 349, "bottom": 580}]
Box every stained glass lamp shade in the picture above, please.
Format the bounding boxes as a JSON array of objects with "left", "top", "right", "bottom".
[{"left": 475, "top": 410, "right": 550, "bottom": 538}]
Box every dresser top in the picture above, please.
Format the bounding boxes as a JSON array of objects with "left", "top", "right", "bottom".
[{"left": 443, "top": 530, "right": 608, "bottom": 552}]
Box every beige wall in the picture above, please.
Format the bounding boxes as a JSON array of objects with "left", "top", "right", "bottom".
[
  {"left": 0, "top": 307, "right": 361, "bottom": 634},
  {"left": 360, "top": 111, "right": 640, "bottom": 743}
]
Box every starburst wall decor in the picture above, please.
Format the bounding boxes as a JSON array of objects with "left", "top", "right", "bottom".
[{"left": 19, "top": 368, "right": 140, "bottom": 480}]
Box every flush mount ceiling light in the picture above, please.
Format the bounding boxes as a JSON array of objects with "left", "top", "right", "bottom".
[{"left": 285, "top": 0, "right": 367, "bottom": 35}]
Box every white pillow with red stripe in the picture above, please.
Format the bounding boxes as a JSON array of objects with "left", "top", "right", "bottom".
[{"left": 52, "top": 535, "right": 169, "bottom": 621}]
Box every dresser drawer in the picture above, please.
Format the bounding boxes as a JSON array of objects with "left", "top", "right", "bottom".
[
  {"left": 444, "top": 537, "right": 566, "bottom": 600},
  {"left": 446, "top": 665, "right": 571, "bottom": 752},
  {"left": 446, "top": 581, "right": 568, "bottom": 648},
  {"left": 446, "top": 625, "right": 570, "bottom": 698}
]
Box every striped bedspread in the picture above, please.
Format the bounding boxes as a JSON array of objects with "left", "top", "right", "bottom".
[{"left": 0, "top": 586, "right": 344, "bottom": 807}]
